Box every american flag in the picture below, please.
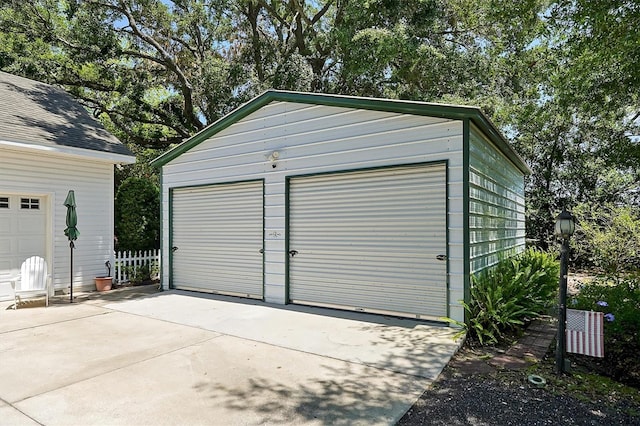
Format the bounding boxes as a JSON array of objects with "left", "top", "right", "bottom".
[{"left": 566, "top": 309, "right": 604, "bottom": 358}]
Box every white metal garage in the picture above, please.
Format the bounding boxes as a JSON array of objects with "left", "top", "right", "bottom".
[
  {"left": 154, "top": 91, "right": 530, "bottom": 324},
  {"left": 171, "top": 181, "right": 264, "bottom": 298},
  {"left": 0, "top": 194, "right": 47, "bottom": 300},
  {"left": 288, "top": 164, "right": 447, "bottom": 319}
]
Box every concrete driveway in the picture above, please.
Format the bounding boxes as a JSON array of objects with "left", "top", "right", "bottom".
[{"left": 0, "top": 288, "right": 460, "bottom": 425}]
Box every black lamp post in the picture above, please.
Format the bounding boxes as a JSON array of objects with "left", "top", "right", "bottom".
[{"left": 555, "top": 208, "right": 576, "bottom": 374}]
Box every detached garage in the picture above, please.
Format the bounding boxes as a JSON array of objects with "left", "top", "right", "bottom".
[{"left": 153, "top": 91, "right": 529, "bottom": 323}]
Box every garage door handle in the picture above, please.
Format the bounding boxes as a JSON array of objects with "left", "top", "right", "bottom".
[
  {"left": 436, "top": 254, "right": 447, "bottom": 261},
  {"left": 171, "top": 246, "right": 179, "bottom": 252},
  {"left": 259, "top": 248, "right": 264, "bottom": 254},
  {"left": 289, "top": 250, "right": 298, "bottom": 257}
]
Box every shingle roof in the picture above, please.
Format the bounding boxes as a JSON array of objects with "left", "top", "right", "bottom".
[{"left": 0, "top": 71, "right": 133, "bottom": 157}]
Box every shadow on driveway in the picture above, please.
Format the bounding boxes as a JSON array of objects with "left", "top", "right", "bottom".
[{"left": 1, "top": 286, "right": 460, "bottom": 425}]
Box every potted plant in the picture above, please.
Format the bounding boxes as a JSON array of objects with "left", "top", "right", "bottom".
[{"left": 95, "top": 261, "right": 113, "bottom": 292}]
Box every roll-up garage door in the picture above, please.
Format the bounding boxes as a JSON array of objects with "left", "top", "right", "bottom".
[
  {"left": 171, "top": 181, "right": 264, "bottom": 298},
  {"left": 288, "top": 164, "right": 447, "bottom": 319}
]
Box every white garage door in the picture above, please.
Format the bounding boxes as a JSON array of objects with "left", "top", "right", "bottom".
[
  {"left": 171, "top": 181, "right": 264, "bottom": 298},
  {"left": 0, "top": 195, "right": 46, "bottom": 301},
  {"left": 288, "top": 164, "right": 447, "bottom": 319}
]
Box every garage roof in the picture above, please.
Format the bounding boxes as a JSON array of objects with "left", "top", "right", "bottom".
[
  {"left": 152, "top": 90, "right": 530, "bottom": 174},
  {"left": 0, "top": 71, "right": 134, "bottom": 160}
]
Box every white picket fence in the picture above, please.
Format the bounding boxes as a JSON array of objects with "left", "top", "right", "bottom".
[{"left": 114, "top": 249, "right": 160, "bottom": 284}]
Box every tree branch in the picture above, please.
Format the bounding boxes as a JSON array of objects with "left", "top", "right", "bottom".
[
  {"left": 57, "top": 78, "right": 114, "bottom": 93},
  {"left": 26, "top": 3, "right": 85, "bottom": 51},
  {"left": 86, "top": 0, "right": 203, "bottom": 130},
  {"left": 257, "top": 0, "right": 290, "bottom": 28},
  {"left": 70, "top": 89, "right": 190, "bottom": 141},
  {"left": 243, "top": 2, "right": 265, "bottom": 81},
  {"left": 310, "top": 0, "right": 334, "bottom": 25},
  {"left": 108, "top": 113, "right": 186, "bottom": 148},
  {"left": 120, "top": 49, "right": 166, "bottom": 66}
]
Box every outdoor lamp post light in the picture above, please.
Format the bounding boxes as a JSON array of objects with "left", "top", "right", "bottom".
[{"left": 555, "top": 208, "right": 575, "bottom": 374}]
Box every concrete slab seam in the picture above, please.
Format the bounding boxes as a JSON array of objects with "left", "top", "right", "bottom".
[
  {"left": 10, "top": 334, "right": 225, "bottom": 405},
  {"left": 108, "top": 310, "right": 452, "bottom": 382},
  {"left": 0, "top": 396, "right": 44, "bottom": 426},
  {"left": 0, "top": 311, "right": 112, "bottom": 336},
  {"left": 103, "top": 302, "right": 464, "bottom": 381}
]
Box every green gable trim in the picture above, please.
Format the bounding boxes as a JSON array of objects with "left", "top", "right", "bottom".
[
  {"left": 462, "top": 118, "right": 472, "bottom": 322},
  {"left": 151, "top": 90, "right": 531, "bottom": 174},
  {"left": 159, "top": 172, "right": 165, "bottom": 289},
  {"left": 167, "top": 185, "right": 174, "bottom": 289}
]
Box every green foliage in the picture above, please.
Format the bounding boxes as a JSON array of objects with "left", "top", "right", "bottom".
[
  {"left": 447, "top": 248, "right": 559, "bottom": 345},
  {"left": 0, "top": 0, "right": 549, "bottom": 145},
  {"left": 118, "top": 260, "right": 159, "bottom": 285},
  {"left": 113, "top": 144, "right": 165, "bottom": 188},
  {"left": 121, "top": 263, "right": 155, "bottom": 285},
  {"left": 114, "top": 177, "right": 159, "bottom": 252},
  {"left": 506, "top": 96, "right": 640, "bottom": 249},
  {"left": 572, "top": 203, "right": 640, "bottom": 276},
  {"left": 550, "top": 1, "right": 640, "bottom": 121},
  {"left": 0, "top": 0, "right": 638, "bottom": 245},
  {"left": 571, "top": 277, "right": 640, "bottom": 388},
  {"left": 514, "top": 0, "right": 640, "bottom": 247}
]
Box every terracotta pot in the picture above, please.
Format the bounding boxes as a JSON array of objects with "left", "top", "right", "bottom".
[{"left": 95, "top": 277, "right": 113, "bottom": 292}]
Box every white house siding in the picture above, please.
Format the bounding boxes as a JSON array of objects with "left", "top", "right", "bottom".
[
  {"left": 468, "top": 123, "right": 526, "bottom": 274},
  {"left": 0, "top": 146, "right": 115, "bottom": 298},
  {"left": 161, "top": 101, "right": 467, "bottom": 322},
  {"left": 0, "top": 194, "right": 46, "bottom": 300}
]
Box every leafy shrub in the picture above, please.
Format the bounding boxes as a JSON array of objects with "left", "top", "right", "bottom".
[
  {"left": 572, "top": 203, "right": 640, "bottom": 276},
  {"left": 121, "top": 262, "right": 158, "bottom": 285},
  {"left": 130, "top": 264, "right": 151, "bottom": 285},
  {"left": 515, "top": 248, "right": 561, "bottom": 311},
  {"left": 447, "top": 248, "right": 559, "bottom": 345},
  {"left": 115, "top": 177, "right": 160, "bottom": 252},
  {"left": 570, "top": 277, "right": 640, "bottom": 388}
]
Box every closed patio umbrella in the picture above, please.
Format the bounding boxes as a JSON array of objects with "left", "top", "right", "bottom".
[{"left": 64, "top": 190, "right": 79, "bottom": 303}]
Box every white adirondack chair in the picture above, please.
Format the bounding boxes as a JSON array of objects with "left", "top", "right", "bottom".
[{"left": 10, "top": 256, "right": 51, "bottom": 309}]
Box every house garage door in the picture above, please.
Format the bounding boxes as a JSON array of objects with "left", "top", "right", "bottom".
[
  {"left": 0, "top": 195, "right": 46, "bottom": 301},
  {"left": 288, "top": 164, "right": 447, "bottom": 319},
  {"left": 171, "top": 181, "right": 264, "bottom": 298}
]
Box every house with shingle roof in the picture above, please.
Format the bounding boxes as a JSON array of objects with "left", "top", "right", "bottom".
[{"left": 0, "top": 71, "right": 135, "bottom": 301}]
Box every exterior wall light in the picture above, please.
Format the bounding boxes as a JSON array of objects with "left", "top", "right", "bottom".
[{"left": 269, "top": 151, "right": 280, "bottom": 168}]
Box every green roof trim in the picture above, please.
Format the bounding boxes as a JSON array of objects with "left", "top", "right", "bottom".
[{"left": 151, "top": 90, "right": 531, "bottom": 174}]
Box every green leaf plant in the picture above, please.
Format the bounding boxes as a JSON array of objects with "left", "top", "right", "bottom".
[{"left": 444, "top": 248, "right": 559, "bottom": 345}]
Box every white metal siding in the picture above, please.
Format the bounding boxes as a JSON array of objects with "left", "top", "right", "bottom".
[
  {"left": 171, "top": 181, "right": 264, "bottom": 298},
  {"left": 288, "top": 164, "right": 447, "bottom": 319},
  {"left": 468, "top": 124, "right": 526, "bottom": 273},
  {"left": 161, "top": 101, "right": 467, "bottom": 323},
  {"left": 0, "top": 147, "right": 116, "bottom": 299}
]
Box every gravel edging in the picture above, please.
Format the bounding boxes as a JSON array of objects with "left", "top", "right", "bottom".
[
  {"left": 397, "top": 317, "right": 639, "bottom": 426},
  {"left": 397, "top": 369, "right": 640, "bottom": 426},
  {"left": 397, "top": 376, "right": 640, "bottom": 426}
]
